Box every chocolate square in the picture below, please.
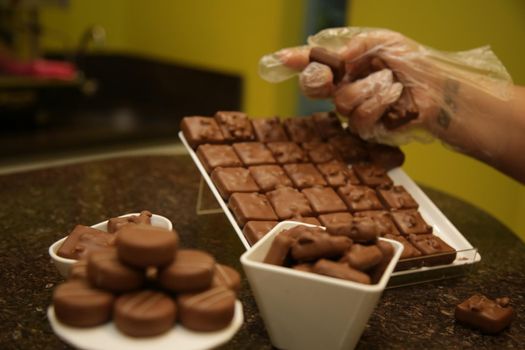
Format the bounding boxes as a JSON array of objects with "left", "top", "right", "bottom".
[
  {"left": 180, "top": 116, "right": 225, "bottom": 149},
  {"left": 283, "top": 163, "right": 327, "bottom": 189},
  {"left": 337, "top": 184, "right": 384, "bottom": 212},
  {"left": 228, "top": 192, "right": 278, "bottom": 227},
  {"left": 328, "top": 133, "right": 368, "bottom": 163},
  {"left": 367, "top": 143, "right": 405, "bottom": 170},
  {"left": 302, "top": 187, "right": 347, "bottom": 215},
  {"left": 455, "top": 294, "right": 515, "bottom": 334},
  {"left": 312, "top": 111, "right": 343, "bottom": 139},
  {"left": 383, "top": 234, "right": 422, "bottom": 260},
  {"left": 352, "top": 164, "right": 393, "bottom": 188},
  {"left": 318, "top": 212, "right": 353, "bottom": 228},
  {"left": 391, "top": 210, "right": 432, "bottom": 235},
  {"left": 316, "top": 160, "right": 360, "bottom": 187},
  {"left": 408, "top": 234, "right": 456, "bottom": 266},
  {"left": 196, "top": 144, "right": 243, "bottom": 173},
  {"left": 210, "top": 167, "right": 260, "bottom": 199},
  {"left": 283, "top": 116, "right": 321, "bottom": 143},
  {"left": 377, "top": 185, "right": 418, "bottom": 210},
  {"left": 251, "top": 117, "right": 288, "bottom": 142},
  {"left": 266, "top": 142, "right": 309, "bottom": 164},
  {"left": 243, "top": 221, "right": 278, "bottom": 246},
  {"left": 289, "top": 217, "right": 322, "bottom": 226},
  {"left": 232, "top": 142, "right": 276, "bottom": 166},
  {"left": 248, "top": 165, "right": 293, "bottom": 192},
  {"left": 266, "top": 187, "right": 313, "bottom": 220},
  {"left": 214, "top": 111, "right": 255, "bottom": 142},
  {"left": 301, "top": 142, "right": 340, "bottom": 164},
  {"left": 354, "top": 210, "right": 400, "bottom": 236}
]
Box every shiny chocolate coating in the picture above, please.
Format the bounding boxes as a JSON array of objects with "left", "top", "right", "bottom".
[{"left": 159, "top": 249, "right": 216, "bottom": 293}]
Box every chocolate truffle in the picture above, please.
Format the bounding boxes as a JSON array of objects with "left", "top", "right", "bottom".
[
  {"left": 266, "top": 187, "right": 313, "bottom": 220},
  {"left": 337, "top": 184, "right": 384, "bottom": 212},
  {"left": 228, "top": 192, "right": 278, "bottom": 227},
  {"left": 283, "top": 116, "right": 321, "bottom": 143},
  {"left": 196, "top": 144, "right": 243, "bottom": 173},
  {"left": 214, "top": 111, "right": 255, "bottom": 141},
  {"left": 211, "top": 167, "right": 260, "bottom": 199},
  {"left": 248, "top": 165, "right": 293, "bottom": 192},
  {"left": 180, "top": 116, "right": 225, "bottom": 149},
  {"left": 251, "top": 117, "right": 288, "bottom": 142},
  {"left": 232, "top": 142, "right": 276, "bottom": 166},
  {"left": 266, "top": 142, "right": 309, "bottom": 164},
  {"left": 316, "top": 160, "right": 360, "bottom": 187},
  {"left": 302, "top": 186, "right": 348, "bottom": 215},
  {"left": 283, "top": 163, "right": 327, "bottom": 189}
]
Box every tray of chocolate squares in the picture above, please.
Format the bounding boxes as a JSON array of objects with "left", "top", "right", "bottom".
[{"left": 178, "top": 110, "right": 480, "bottom": 284}]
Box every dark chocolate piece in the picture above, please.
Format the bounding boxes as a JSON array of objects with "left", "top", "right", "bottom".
[
  {"left": 455, "top": 294, "right": 514, "bottom": 334},
  {"left": 57, "top": 225, "right": 114, "bottom": 260},
  {"left": 180, "top": 116, "right": 225, "bottom": 149},
  {"left": 367, "top": 143, "right": 405, "bottom": 170},
  {"left": 391, "top": 210, "right": 432, "bottom": 235},
  {"left": 341, "top": 243, "right": 383, "bottom": 271},
  {"left": 53, "top": 280, "right": 114, "bottom": 327},
  {"left": 177, "top": 287, "right": 236, "bottom": 332},
  {"left": 251, "top": 117, "right": 289, "bottom": 142},
  {"left": 228, "top": 192, "right": 278, "bottom": 227},
  {"left": 283, "top": 116, "right": 321, "bottom": 143},
  {"left": 266, "top": 187, "right": 313, "bottom": 220},
  {"left": 232, "top": 142, "right": 276, "bottom": 166},
  {"left": 249, "top": 165, "right": 292, "bottom": 192},
  {"left": 214, "top": 111, "right": 255, "bottom": 141},
  {"left": 290, "top": 228, "right": 352, "bottom": 262},
  {"left": 328, "top": 133, "right": 369, "bottom": 163},
  {"left": 210, "top": 167, "right": 260, "bottom": 199},
  {"left": 87, "top": 248, "right": 144, "bottom": 293},
  {"left": 114, "top": 290, "right": 176, "bottom": 337},
  {"left": 266, "top": 142, "right": 309, "bottom": 164},
  {"left": 243, "top": 220, "right": 278, "bottom": 245},
  {"left": 283, "top": 163, "right": 327, "bottom": 189},
  {"left": 211, "top": 264, "right": 242, "bottom": 293},
  {"left": 408, "top": 234, "right": 456, "bottom": 266},
  {"left": 302, "top": 186, "right": 347, "bottom": 215},
  {"left": 316, "top": 160, "right": 360, "bottom": 187},
  {"left": 377, "top": 185, "right": 418, "bottom": 210},
  {"left": 159, "top": 249, "right": 216, "bottom": 293},
  {"left": 313, "top": 259, "right": 371, "bottom": 284},
  {"left": 312, "top": 111, "right": 343, "bottom": 139},
  {"left": 337, "top": 184, "right": 384, "bottom": 212},
  {"left": 301, "top": 142, "right": 340, "bottom": 164},
  {"left": 196, "top": 144, "right": 243, "bottom": 173},
  {"left": 352, "top": 164, "right": 393, "bottom": 188},
  {"left": 116, "top": 225, "right": 179, "bottom": 268},
  {"left": 309, "top": 47, "right": 346, "bottom": 84}
]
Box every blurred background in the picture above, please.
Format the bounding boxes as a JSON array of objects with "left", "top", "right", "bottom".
[{"left": 1, "top": 0, "right": 523, "bottom": 240}]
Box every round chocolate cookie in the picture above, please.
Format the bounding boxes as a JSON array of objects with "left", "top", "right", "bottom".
[
  {"left": 116, "top": 225, "right": 179, "bottom": 268},
  {"left": 53, "top": 280, "right": 114, "bottom": 327},
  {"left": 159, "top": 249, "right": 215, "bottom": 293},
  {"left": 87, "top": 248, "right": 145, "bottom": 292},
  {"left": 114, "top": 290, "right": 176, "bottom": 337},
  {"left": 211, "top": 264, "right": 241, "bottom": 293},
  {"left": 177, "top": 286, "right": 236, "bottom": 332}
]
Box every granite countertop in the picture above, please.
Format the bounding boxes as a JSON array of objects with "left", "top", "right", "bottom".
[{"left": 0, "top": 154, "right": 523, "bottom": 349}]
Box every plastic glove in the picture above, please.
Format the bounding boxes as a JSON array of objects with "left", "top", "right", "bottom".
[{"left": 259, "top": 27, "right": 513, "bottom": 146}]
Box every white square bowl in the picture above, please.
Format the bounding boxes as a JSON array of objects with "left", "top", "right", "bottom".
[
  {"left": 240, "top": 221, "right": 404, "bottom": 350},
  {"left": 48, "top": 213, "right": 173, "bottom": 278}
]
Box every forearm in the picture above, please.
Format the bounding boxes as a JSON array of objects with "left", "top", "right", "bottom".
[{"left": 427, "top": 84, "right": 525, "bottom": 183}]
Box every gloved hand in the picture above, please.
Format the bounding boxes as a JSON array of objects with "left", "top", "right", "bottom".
[{"left": 259, "top": 27, "right": 513, "bottom": 145}]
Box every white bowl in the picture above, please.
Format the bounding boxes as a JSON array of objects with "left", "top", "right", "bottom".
[
  {"left": 240, "top": 221, "right": 404, "bottom": 350},
  {"left": 49, "top": 213, "right": 173, "bottom": 278}
]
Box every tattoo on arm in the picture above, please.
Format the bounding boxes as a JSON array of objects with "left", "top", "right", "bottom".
[{"left": 437, "top": 79, "right": 460, "bottom": 130}]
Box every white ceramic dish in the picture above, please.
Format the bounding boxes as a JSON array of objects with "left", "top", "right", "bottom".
[
  {"left": 48, "top": 301, "right": 243, "bottom": 350},
  {"left": 241, "top": 221, "right": 403, "bottom": 350},
  {"left": 49, "top": 213, "right": 173, "bottom": 278},
  {"left": 179, "top": 131, "right": 481, "bottom": 281}
]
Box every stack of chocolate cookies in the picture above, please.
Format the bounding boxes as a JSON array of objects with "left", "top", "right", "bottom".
[
  {"left": 53, "top": 214, "right": 241, "bottom": 337},
  {"left": 181, "top": 111, "right": 456, "bottom": 271}
]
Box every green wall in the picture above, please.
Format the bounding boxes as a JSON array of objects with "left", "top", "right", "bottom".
[{"left": 348, "top": 0, "right": 525, "bottom": 240}]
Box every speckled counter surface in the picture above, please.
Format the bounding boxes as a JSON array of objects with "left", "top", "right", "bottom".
[{"left": 0, "top": 154, "right": 523, "bottom": 349}]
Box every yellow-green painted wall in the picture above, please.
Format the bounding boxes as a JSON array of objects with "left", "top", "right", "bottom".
[{"left": 348, "top": 0, "right": 525, "bottom": 240}]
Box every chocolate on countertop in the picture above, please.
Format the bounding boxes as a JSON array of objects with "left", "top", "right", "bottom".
[{"left": 2, "top": 154, "right": 525, "bottom": 349}]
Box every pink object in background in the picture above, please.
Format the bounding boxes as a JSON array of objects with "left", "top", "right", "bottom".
[{"left": 0, "top": 53, "right": 77, "bottom": 80}]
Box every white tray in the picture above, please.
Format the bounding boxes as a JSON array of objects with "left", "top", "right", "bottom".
[{"left": 179, "top": 132, "right": 480, "bottom": 282}]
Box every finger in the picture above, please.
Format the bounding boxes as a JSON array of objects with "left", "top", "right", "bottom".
[
  {"left": 299, "top": 62, "right": 335, "bottom": 99},
  {"left": 333, "top": 69, "right": 396, "bottom": 116},
  {"left": 258, "top": 46, "right": 311, "bottom": 83},
  {"left": 348, "top": 82, "right": 403, "bottom": 136}
]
